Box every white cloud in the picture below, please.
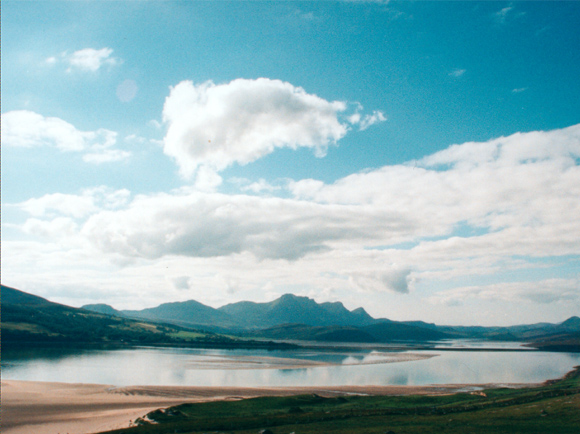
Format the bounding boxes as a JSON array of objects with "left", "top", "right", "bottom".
[
  {"left": 359, "top": 110, "right": 387, "bottom": 131},
  {"left": 2, "top": 110, "right": 98, "bottom": 151},
  {"left": 194, "top": 167, "right": 223, "bottom": 192},
  {"left": 22, "top": 217, "right": 79, "bottom": 240},
  {"left": 1, "top": 110, "right": 130, "bottom": 163},
  {"left": 494, "top": 4, "right": 514, "bottom": 25},
  {"left": 346, "top": 0, "right": 392, "bottom": 4},
  {"left": 172, "top": 276, "right": 191, "bottom": 290},
  {"left": 288, "top": 124, "right": 580, "bottom": 257},
  {"left": 293, "top": 9, "right": 316, "bottom": 21},
  {"left": 449, "top": 69, "right": 466, "bottom": 78},
  {"left": 16, "top": 187, "right": 130, "bottom": 219},
  {"left": 429, "top": 278, "right": 580, "bottom": 306},
  {"left": 348, "top": 105, "right": 386, "bottom": 131},
  {"left": 418, "top": 125, "right": 580, "bottom": 168},
  {"left": 348, "top": 113, "right": 361, "bottom": 124},
  {"left": 349, "top": 268, "right": 414, "bottom": 294},
  {"left": 15, "top": 123, "right": 580, "bottom": 268},
  {"left": 6, "top": 124, "right": 580, "bottom": 321},
  {"left": 66, "top": 48, "right": 120, "bottom": 72},
  {"left": 288, "top": 179, "right": 325, "bottom": 199},
  {"left": 124, "top": 134, "right": 147, "bottom": 145},
  {"left": 162, "top": 78, "right": 350, "bottom": 178},
  {"left": 241, "top": 179, "right": 281, "bottom": 194},
  {"left": 148, "top": 119, "right": 162, "bottom": 129},
  {"left": 83, "top": 149, "right": 131, "bottom": 164},
  {"left": 19, "top": 194, "right": 98, "bottom": 219},
  {"left": 80, "top": 191, "right": 407, "bottom": 261},
  {"left": 116, "top": 79, "right": 138, "bottom": 102}
]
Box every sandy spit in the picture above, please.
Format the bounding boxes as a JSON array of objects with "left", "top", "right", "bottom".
[{"left": 1, "top": 379, "right": 521, "bottom": 434}]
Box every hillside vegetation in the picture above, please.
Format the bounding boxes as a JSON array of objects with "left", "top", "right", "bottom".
[
  {"left": 4, "top": 285, "right": 580, "bottom": 348},
  {"left": 83, "top": 292, "right": 580, "bottom": 347},
  {"left": 0, "top": 285, "right": 291, "bottom": 350},
  {"left": 99, "top": 366, "right": 580, "bottom": 434}
]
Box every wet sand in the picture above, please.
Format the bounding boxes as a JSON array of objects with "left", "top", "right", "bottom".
[{"left": 1, "top": 379, "right": 506, "bottom": 434}]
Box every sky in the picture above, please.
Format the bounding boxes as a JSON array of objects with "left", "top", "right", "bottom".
[{"left": 2, "top": 0, "right": 579, "bottom": 326}]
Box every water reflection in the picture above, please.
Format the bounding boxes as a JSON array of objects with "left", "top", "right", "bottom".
[
  {"left": 387, "top": 374, "right": 410, "bottom": 385},
  {"left": 2, "top": 345, "right": 579, "bottom": 387}
]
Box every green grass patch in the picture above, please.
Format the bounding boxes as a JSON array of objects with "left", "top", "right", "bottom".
[
  {"left": 99, "top": 366, "right": 580, "bottom": 434},
  {"left": 1, "top": 322, "right": 59, "bottom": 336},
  {"left": 167, "top": 330, "right": 206, "bottom": 340},
  {"left": 135, "top": 322, "right": 161, "bottom": 331}
]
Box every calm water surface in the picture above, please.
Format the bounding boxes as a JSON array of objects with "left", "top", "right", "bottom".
[{"left": 2, "top": 345, "right": 579, "bottom": 387}]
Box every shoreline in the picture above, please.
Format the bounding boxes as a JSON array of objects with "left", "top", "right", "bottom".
[{"left": 1, "top": 379, "right": 540, "bottom": 434}]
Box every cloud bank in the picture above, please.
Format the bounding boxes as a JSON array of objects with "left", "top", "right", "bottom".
[{"left": 9, "top": 124, "right": 579, "bottom": 305}]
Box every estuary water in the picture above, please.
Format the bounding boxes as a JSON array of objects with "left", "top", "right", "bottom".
[{"left": 2, "top": 343, "right": 579, "bottom": 387}]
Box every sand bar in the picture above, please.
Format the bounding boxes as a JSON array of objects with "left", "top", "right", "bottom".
[{"left": 1, "top": 379, "right": 529, "bottom": 434}]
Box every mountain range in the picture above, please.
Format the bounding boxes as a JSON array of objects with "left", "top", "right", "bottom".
[
  {"left": 2, "top": 284, "right": 578, "bottom": 349},
  {"left": 0, "top": 285, "right": 290, "bottom": 350},
  {"left": 81, "top": 292, "right": 580, "bottom": 347},
  {"left": 84, "top": 293, "right": 379, "bottom": 331}
]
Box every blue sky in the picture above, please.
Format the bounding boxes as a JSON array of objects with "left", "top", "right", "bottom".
[{"left": 2, "top": 0, "right": 579, "bottom": 326}]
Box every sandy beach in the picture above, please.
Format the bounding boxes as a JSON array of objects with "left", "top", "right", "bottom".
[{"left": 1, "top": 379, "right": 496, "bottom": 434}]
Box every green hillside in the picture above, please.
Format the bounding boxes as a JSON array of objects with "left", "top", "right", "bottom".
[
  {"left": 6, "top": 285, "right": 579, "bottom": 348},
  {"left": 99, "top": 366, "right": 580, "bottom": 434},
  {"left": 123, "top": 299, "right": 239, "bottom": 329},
  {"left": 246, "top": 321, "right": 452, "bottom": 343},
  {"left": 0, "top": 286, "right": 291, "bottom": 350},
  {"left": 245, "top": 323, "right": 379, "bottom": 343}
]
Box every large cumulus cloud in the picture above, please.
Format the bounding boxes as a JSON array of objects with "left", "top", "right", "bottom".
[{"left": 162, "top": 78, "right": 351, "bottom": 177}]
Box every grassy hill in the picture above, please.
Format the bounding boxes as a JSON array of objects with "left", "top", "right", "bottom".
[
  {"left": 245, "top": 323, "right": 379, "bottom": 343},
  {"left": 99, "top": 366, "right": 580, "bottom": 434}
]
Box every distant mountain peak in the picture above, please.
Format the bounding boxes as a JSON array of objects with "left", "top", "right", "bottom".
[
  {"left": 277, "top": 293, "right": 313, "bottom": 303},
  {"left": 280, "top": 293, "right": 301, "bottom": 299},
  {"left": 560, "top": 316, "right": 580, "bottom": 329},
  {"left": 321, "top": 300, "right": 346, "bottom": 308},
  {"left": 351, "top": 306, "right": 372, "bottom": 316},
  {"left": 216, "top": 293, "right": 378, "bottom": 329},
  {"left": 82, "top": 303, "right": 121, "bottom": 316}
]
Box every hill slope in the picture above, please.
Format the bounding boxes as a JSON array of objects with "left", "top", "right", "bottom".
[
  {"left": 81, "top": 303, "right": 124, "bottom": 316},
  {"left": 123, "top": 299, "right": 238, "bottom": 330}
]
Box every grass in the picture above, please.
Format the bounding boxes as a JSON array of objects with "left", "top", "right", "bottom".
[
  {"left": 0, "top": 322, "right": 60, "bottom": 336},
  {"left": 167, "top": 330, "right": 206, "bottom": 340},
  {"left": 99, "top": 366, "right": 580, "bottom": 434},
  {"left": 134, "top": 322, "right": 162, "bottom": 331}
]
